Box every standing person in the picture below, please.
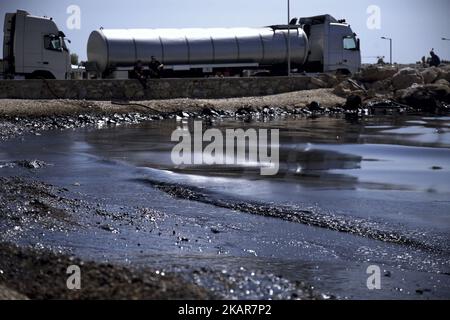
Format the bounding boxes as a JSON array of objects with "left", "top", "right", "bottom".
[
  {"left": 421, "top": 56, "right": 427, "bottom": 67},
  {"left": 149, "top": 56, "right": 164, "bottom": 78},
  {"left": 429, "top": 49, "right": 441, "bottom": 67},
  {"left": 133, "top": 60, "right": 148, "bottom": 88}
]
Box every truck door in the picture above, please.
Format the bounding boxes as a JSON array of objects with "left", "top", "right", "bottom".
[
  {"left": 42, "top": 33, "right": 69, "bottom": 79},
  {"left": 326, "top": 24, "right": 361, "bottom": 74},
  {"left": 342, "top": 35, "right": 361, "bottom": 74}
]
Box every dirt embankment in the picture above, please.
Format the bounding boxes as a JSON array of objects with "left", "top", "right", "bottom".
[{"left": 0, "top": 88, "right": 344, "bottom": 117}]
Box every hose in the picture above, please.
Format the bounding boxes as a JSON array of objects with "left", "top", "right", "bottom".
[
  {"left": 110, "top": 100, "right": 159, "bottom": 114},
  {"left": 37, "top": 76, "right": 159, "bottom": 114},
  {"left": 37, "top": 76, "right": 63, "bottom": 99}
]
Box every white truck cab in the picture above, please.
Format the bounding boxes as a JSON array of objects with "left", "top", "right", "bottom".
[
  {"left": 300, "top": 14, "right": 361, "bottom": 74},
  {"left": 2, "top": 10, "right": 71, "bottom": 79}
]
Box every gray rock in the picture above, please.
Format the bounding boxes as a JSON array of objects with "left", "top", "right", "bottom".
[
  {"left": 392, "top": 68, "right": 424, "bottom": 90},
  {"left": 357, "top": 65, "right": 398, "bottom": 83},
  {"left": 0, "top": 284, "right": 28, "bottom": 300},
  {"left": 434, "top": 79, "right": 450, "bottom": 87},
  {"left": 421, "top": 67, "right": 439, "bottom": 84},
  {"left": 369, "top": 78, "right": 393, "bottom": 93},
  {"left": 398, "top": 82, "right": 450, "bottom": 112},
  {"left": 309, "top": 77, "right": 328, "bottom": 89},
  {"left": 15, "top": 160, "right": 49, "bottom": 169},
  {"left": 333, "top": 80, "right": 362, "bottom": 97},
  {"left": 437, "top": 68, "right": 450, "bottom": 82}
]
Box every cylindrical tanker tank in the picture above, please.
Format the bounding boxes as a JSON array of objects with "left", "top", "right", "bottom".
[{"left": 87, "top": 27, "right": 309, "bottom": 72}]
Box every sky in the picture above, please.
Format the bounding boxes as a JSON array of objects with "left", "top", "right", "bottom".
[{"left": 1, "top": 0, "right": 449, "bottom": 63}]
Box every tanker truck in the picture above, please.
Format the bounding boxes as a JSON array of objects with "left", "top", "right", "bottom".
[
  {"left": 0, "top": 10, "right": 361, "bottom": 79},
  {"left": 87, "top": 14, "right": 361, "bottom": 78}
]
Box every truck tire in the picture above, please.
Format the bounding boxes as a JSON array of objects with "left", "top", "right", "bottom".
[
  {"left": 26, "top": 71, "right": 56, "bottom": 80},
  {"left": 336, "top": 69, "right": 351, "bottom": 76}
]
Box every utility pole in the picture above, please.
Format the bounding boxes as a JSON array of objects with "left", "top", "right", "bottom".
[
  {"left": 381, "top": 37, "right": 392, "bottom": 64},
  {"left": 287, "top": 0, "right": 291, "bottom": 76}
]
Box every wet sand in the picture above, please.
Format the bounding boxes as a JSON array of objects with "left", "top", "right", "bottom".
[
  {"left": 0, "top": 176, "right": 317, "bottom": 300},
  {"left": 0, "top": 242, "right": 213, "bottom": 300},
  {"left": 0, "top": 177, "right": 210, "bottom": 300}
]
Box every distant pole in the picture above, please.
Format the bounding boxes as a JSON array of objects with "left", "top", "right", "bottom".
[
  {"left": 390, "top": 38, "right": 392, "bottom": 64},
  {"left": 381, "top": 37, "right": 392, "bottom": 64},
  {"left": 287, "top": 0, "right": 291, "bottom": 76}
]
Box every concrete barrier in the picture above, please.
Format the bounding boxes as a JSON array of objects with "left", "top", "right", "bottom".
[{"left": 0, "top": 76, "right": 332, "bottom": 100}]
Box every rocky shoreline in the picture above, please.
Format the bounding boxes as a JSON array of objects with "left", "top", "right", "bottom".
[
  {"left": 0, "top": 88, "right": 348, "bottom": 141},
  {"left": 335, "top": 64, "right": 450, "bottom": 113},
  {"left": 1, "top": 65, "right": 449, "bottom": 141}
]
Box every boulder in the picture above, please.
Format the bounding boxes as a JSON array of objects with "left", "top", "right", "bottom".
[
  {"left": 398, "top": 82, "right": 450, "bottom": 112},
  {"left": 356, "top": 65, "right": 398, "bottom": 83},
  {"left": 420, "top": 67, "right": 439, "bottom": 84},
  {"left": 392, "top": 68, "right": 424, "bottom": 90},
  {"left": 321, "top": 73, "right": 340, "bottom": 87},
  {"left": 437, "top": 68, "right": 450, "bottom": 82},
  {"left": 333, "top": 80, "right": 364, "bottom": 97},
  {"left": 434, "top": 78, "right": 450, "bottom": 87},
  {"left": 0, "top": 285, "right": 28, "bottom": 300},
  {"left": 308, "top": 77, "right": 328, "bottom": 89},
  {"left": 369, "top": 78, "right": 393, "bottom": 93},
  {"left": 345, "top": 95, "right": 363, "bottom": 110},
  {"left": 307, "top": 101, "right": 323, "bottom": 111},
  {"left": 333, "top": 82, "right": 351, "bottom": 97}
]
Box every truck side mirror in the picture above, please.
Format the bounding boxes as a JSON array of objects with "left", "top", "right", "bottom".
[{"left": 356, "top": 38, "right": 360, "bottom": 51}]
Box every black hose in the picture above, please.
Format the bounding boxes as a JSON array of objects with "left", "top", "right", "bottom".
[
  {"left": 37, "top": 76, "right": 62, "bottom": 99},
  {"left": 37, "top": 76, "right": 159, "bottom": 114},
  {"left": 110, "top": 100, "right": 159, "bottom": 114}
]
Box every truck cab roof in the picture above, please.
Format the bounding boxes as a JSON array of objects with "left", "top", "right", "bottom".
[{"left": 299, "top": 14, "right": 342, "bottom": 26}]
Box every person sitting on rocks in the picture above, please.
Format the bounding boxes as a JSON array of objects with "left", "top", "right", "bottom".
[
  {"left": 132, "top": 60, "right": 148, "bottom": 88},
  {"left": 149, "top": 56, "right": 164, "bottom": 79},
  {"left": 429, "top": 50, "right": 441, "bottom": 67}
]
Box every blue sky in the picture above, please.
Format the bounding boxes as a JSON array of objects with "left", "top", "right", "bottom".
[{"left": 1, "top": 0, "right": 449, "bottom": 63}]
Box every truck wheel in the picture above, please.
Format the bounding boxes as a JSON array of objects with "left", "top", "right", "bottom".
[
  {"left": 27, "top": 71, "right": 56, "bottom": 79},
  {"left": 336, "top": 69, "right": 351, "bottom": 76}
]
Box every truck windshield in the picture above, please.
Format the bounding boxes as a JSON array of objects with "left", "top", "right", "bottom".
[
  {"left": 343, "top": 36, "right": 357, "bottom": 50},
  {"left": 44, "top": 35, "right": 63, "bottom": 51}
]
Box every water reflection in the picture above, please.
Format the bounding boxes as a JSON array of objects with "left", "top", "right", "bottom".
[{"left": 84, "top": 114, "right": 450, "bottom": 193}]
